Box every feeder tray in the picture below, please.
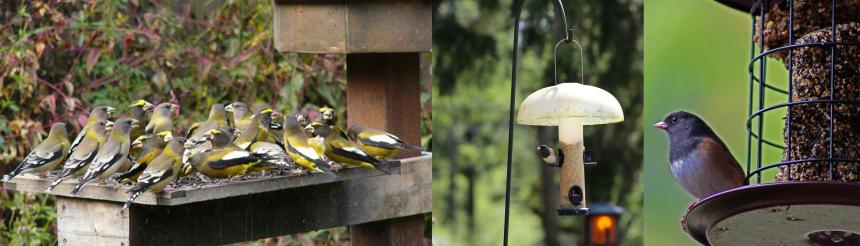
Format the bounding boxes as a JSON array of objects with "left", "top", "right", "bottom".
[{"left": 683, "top": 182, "right": 860, "bottom": 245}]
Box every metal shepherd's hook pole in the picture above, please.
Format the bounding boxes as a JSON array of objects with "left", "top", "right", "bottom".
[{"left": 504, "top": 0, "right": 571, "bottom": 245}]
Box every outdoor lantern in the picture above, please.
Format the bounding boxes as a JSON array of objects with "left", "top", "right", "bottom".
[
  {"left": 585, "top": 203, "right": 624, "bottom": 246},
  {"left": 517, "top": 83, "right": 624, "bottom": 215}
]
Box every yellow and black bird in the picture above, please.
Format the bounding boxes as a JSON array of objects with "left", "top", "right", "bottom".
[
  {"left": 185, "top": 104, "right": 229, "bottom": 140},
  {"left": 190, "top": 129, "right": 266, "bottom": 178},
  {"left": 246, "top": 109, "right": 290, "bottom": 170},
  {"left": 347, "top": 125, "right": 421, "bottom": 159},
  {"left": 182, "top": 104, "right": 230, "bottom": 173},
  {"left": 2, "top": 123, "right": 71, "bottom": 182},
  {"left": 46, "top": 120, "right": 111, "bottom": 192},
  {"left": 123, "top": 137, "right": 184, "bottom": 209},
  {"left": 225, "top": 102, "right": 253, "bottom": 132},
  {"left": 126, "top": 100, "right": 154, "bottom": 142},
  {"left": 143, "top": 103, "right": 177, "bottom": 136},
  {"left": 69, "top": 106, "right": 115, "bottom": 156},
  {"left": 307, "top": 122, "right": 389, "bottom": 174},
  {"left": 318, "top": 107, "right": 347, "bottom": 138},
  {"left": 116, "top": 131, "right": 173, "bottom": 182},
  {"left": 284, "top": 114, "right": 335, "bottom": 177},
  {"left": 71, "top": 118, "right": 139, "bottom": 196},
  {"left": 235, "top": 108, "right": 277, "bottom": 149}
]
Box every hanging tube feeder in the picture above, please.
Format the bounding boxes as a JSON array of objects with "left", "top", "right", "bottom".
[{"left": 517, "top": 83, "right": 624, "bottom": 215}]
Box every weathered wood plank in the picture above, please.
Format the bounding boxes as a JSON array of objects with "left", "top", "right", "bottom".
[
  {"left": 3, "top": 155, "right": 420, "bottom": 206},
  {"left": 57, "top": 198, "right": 129, "bottom": 246},
  {"left": 127, "top": 155, "right": 431, "bottom": 245},
  {"left": 272, "top": 0, "right": 432, "bottom": 53}
]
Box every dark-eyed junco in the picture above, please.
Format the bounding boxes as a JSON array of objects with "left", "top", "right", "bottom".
[{"left": 655, "top": 111, "right": 745, "bottom": 200}]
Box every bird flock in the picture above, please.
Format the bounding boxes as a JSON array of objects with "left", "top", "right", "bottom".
[{"left": 2, "top": 100, "right": 421, "bottom": 209}]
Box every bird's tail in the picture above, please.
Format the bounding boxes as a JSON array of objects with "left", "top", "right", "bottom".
[
  {"left": 372, "top": 159, "right": 397, "bottom": 175},
  {"left": 1, "top": 166, "right": 25, "bottom": 182},
  {"left": 45, "top": 171, "right": 72, "bottom": 193},
  {"left": 123, "top": 183, "right": 148, "bottom": 210},
  {"left": 69, "top": 177, "right": 94, "bottom": 196},
  {"left": 313, "top": 160, "right": 337, "bottom": 179},
  {"left": 401, "top": 143, "right": 422, "bottom": 150}
]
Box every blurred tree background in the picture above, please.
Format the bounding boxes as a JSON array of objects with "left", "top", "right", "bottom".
[
  {"left": 0, "top": 0, "right": 430, "bottom": 244},
  {"left": 432, "top": 0, "right": 643, "bottom": 245}
]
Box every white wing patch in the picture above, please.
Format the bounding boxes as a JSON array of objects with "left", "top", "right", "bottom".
[
  {"left": 223, "top": 151, "right": 251, "bottom": 160},
  {"left": 368, "top": 135, "right": 398, "bottom": 145},
  {"left": 294, "top": 146, "right": 320, "bottom": 159},
  {"left": 341, "top": 146, "right": 369, "bottom": 157}
]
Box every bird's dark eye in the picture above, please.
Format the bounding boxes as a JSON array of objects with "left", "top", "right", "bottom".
[{"left": 671, "top": 117, "right": 678, "bottom": 123}]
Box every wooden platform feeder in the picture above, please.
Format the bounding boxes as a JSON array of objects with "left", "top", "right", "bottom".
[{"left": 4, "top": 1, "right": 432, "bottom": 245}]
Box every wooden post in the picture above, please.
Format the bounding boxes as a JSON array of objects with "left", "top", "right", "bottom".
[
  {"left": 346, "top": 52, "right": 425, "bottom": 244},
  {"left": 346, "top": 53, "right": 422, "bottom": 158}
]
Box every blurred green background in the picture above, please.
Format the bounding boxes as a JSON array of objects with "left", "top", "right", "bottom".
[
  {"left": 0, "top": 0, "right": 430, "bottom": 244},
  {"left": 433, "top": 0, "right": 642, "bottom": 245},
  {"left": 644, "top": 0, "right": 788, "bottom": 245}
]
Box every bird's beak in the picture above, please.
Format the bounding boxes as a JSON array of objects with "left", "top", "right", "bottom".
[
  {"left": 170, "top": 104, "right": 180, "bottom": 116},
  {"left": 106, "top": 107, "right": 117, "bottom": 116},
  {"left": 162, "top": 133, "right": 174, "bottom": 142},
  {"left": 143, "top": 102, "right": 154, "bottom": 112},
  {"left": 225, "top": 104, "right": 234, "bottom": 112},
  {"left": 654, "top": 121, "right": 668, "bottom": 129},
  {"left": 304, "top": 124, "right": 314, "bottom": 135}
]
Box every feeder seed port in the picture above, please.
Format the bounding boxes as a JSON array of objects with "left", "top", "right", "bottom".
[{"left": 537, "top": 145, "right": 597, "bottom": 167}]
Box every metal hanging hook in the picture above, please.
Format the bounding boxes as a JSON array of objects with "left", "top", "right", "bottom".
[{"left": 553, "top": 29, "right": 585, "bottom": 85}]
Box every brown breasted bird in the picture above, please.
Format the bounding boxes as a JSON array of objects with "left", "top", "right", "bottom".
[{"left": 655, "top": 111, "right": 745, "bottom": 200}]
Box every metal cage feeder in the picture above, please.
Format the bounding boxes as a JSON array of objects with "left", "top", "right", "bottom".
[{"left": 684, "top": 1, "right": 860, "bottom": 245}]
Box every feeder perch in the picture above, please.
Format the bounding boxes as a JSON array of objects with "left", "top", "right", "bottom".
[{"left": 517, "top": 82, "right": 624, "bottom": 215}]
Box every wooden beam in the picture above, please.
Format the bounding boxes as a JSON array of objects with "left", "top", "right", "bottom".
[
  {"left": 4, "top": 156, "right": 410, "bottom": 205},
  {"left": 272, "top": 0, "right": 432, "bottom": 53},
  {"left": 48, "top": 155, "right": 430, "bottom": 245},
  {"left": 346, "top": 53, "right": 423, "bottom": 158}
]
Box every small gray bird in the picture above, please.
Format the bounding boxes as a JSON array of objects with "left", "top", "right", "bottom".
[
  {"left": 71, "top": 118, "right": 139, "bottom": 196},
  {"left": 69, "top": 106, "right": 115, "bottom": 155},
  {"left": 655, "top": 111, "right": 745, "bottom": 199},
  {"left": 46, "top": 120, "right": 111, "bottom": 192},
  {"left": 3, "top": 123, "right": 71, "bottom": 182}
]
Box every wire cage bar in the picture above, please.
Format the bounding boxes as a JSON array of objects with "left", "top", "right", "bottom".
[{"left": 745, "top": 0, "right": 860, "bottom": 184}]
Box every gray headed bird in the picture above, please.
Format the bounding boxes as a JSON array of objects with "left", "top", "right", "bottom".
[
  {"left": 70, "top": 118, "right": 139, "bottom": 196},
  {"left": 69, "top": 106, "right": 115, "bottom": 155},
  {"left": 225, "top": 102, "right": 253, "bottom": 132},
  {"left": 123, "top": 137, "right": 184, "bottom": 209},
  {"left": 2, "top": 123, "right": 71, "bottom": 182},
  {"left": 144, "top": 103, "right": 177, "bottom": 136},
  {"left": 45, "top": 120, "right": 111, "bottom": 192}
]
